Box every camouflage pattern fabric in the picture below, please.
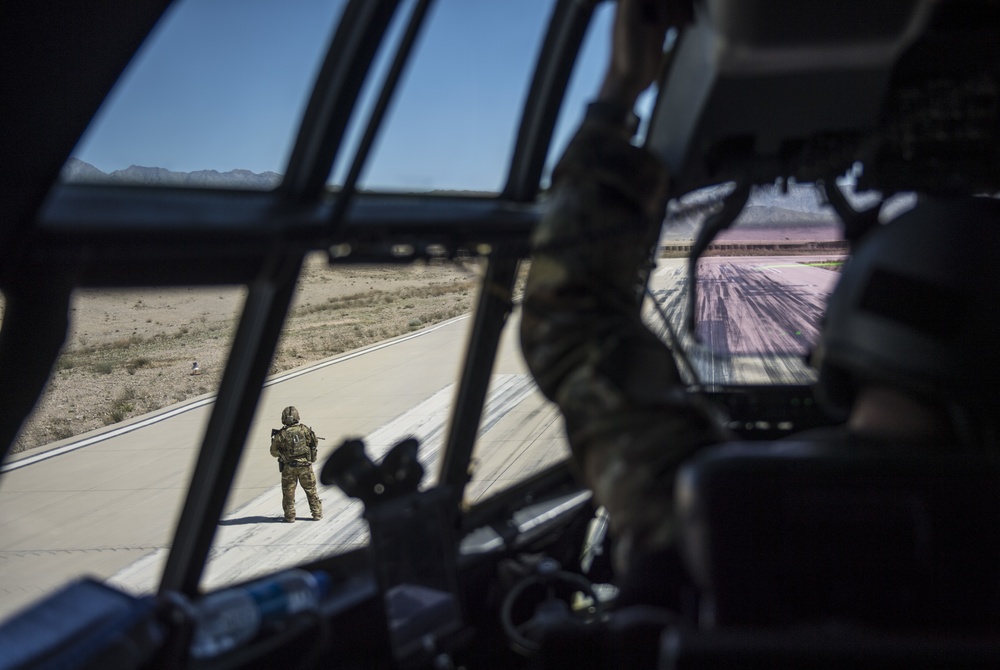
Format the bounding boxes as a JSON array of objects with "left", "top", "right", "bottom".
[
  {"left": 270, "top": 423, "right": 322, "bottom": 520},
  {"left": 520, "top": 120, "right": 730, "bottom": 574},
  {"left": 280, "top": 465, "right": 322, "bottom": 521}
]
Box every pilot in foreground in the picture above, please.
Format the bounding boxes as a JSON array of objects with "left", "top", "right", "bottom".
[{"left": 520, "top": 0, "right": 1000, "bottom": 608}]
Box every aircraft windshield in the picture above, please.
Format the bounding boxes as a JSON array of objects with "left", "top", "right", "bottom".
[
  {"left": 4, "top": 0, "right": 880, "bottom": 626},
  {"left": 22, "top": 0, "right": 571, "bottom": 608}
]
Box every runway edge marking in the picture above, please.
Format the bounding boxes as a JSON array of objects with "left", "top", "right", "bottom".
[{"left": 2, "top": 316, "right": 470, "bottom": 473}]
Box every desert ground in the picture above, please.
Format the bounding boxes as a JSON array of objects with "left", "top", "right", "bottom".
[
  {"left": 8, "top": 253, "right": 483, "bottom": 454},
  {"left": 5, "top": 227, "right": 837, "bottom": 454}
]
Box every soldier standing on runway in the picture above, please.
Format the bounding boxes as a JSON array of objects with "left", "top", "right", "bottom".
[{"left": 270, "top": 406, "right": 323, "bottom": 523}]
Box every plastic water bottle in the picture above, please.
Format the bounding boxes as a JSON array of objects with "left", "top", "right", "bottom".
[{"left": 189, "top": 569, "right": 330, "bottom": 659}]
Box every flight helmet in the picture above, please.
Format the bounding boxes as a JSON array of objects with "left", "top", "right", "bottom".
[
  {"left": 813, "top": 195, "right": 1000, "bottom": 431},
  {"left": 281, "top": 406, "right": 300, "bottom": 426}
]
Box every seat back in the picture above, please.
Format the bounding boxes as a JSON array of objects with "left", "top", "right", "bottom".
[{"left": 674, "top": 441, "right": 1000, "bottom": 629}]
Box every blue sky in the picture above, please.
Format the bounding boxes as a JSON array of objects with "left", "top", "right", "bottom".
[{"left": 74, "top": 0, "right": 615, "bottom": 193}]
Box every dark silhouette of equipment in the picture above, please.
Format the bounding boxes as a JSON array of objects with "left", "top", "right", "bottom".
[{"left": 320, "top": 437, "right": 424, "bottom": 506}]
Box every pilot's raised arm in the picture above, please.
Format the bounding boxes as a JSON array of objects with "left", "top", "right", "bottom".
[{"left": 520, "top": 0, "right": 727, "bottom": 596}]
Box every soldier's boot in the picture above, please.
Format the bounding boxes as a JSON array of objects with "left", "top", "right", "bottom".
[
  {"left": 284, "top": 516, "right": 295, "bottom": 523},
  {"left": 308, "top": 495, "right": 322, "bottom": 520}
]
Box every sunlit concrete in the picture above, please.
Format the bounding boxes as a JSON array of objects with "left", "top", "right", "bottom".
[
  {"left": 0, "top": 312, "right": 566, "bottom": 621},
  {"left": 0, "top": 255, "right": 840, "bottom": 622}
]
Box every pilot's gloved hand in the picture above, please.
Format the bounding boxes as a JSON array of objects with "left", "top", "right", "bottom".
[{"left": 597, "top": 0, "right": 692, "bottom": 109}]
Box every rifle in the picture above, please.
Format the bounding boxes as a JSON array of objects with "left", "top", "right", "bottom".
[{"left": 272, "top": 428, "right": 284, "bottom": 472}]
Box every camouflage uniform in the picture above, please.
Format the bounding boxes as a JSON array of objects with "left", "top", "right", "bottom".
[
  {"left": 270, "top": 422, "right": 323, "bottom": 522},
  {"left": 520, "top": 120, "right": 729, "bottom": 575}
]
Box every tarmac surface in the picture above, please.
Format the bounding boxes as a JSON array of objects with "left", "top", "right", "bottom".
[
  {"left": 0, "top": 255, "right": 839, "bottom": 622},
  {"left": 648, "top": 255, "right": 842, "bottom": 385},
  {"left": 0, "top": 312, "right": 567, "bottom": 621}
]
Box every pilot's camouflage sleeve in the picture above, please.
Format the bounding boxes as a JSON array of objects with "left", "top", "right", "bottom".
[{"left": 520, "top": 120, "right": 729, "bottom": 573}]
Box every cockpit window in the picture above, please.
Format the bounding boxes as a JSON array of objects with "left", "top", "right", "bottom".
[
  {"left": 655, "top": 182, "right": 848, "bottom": 386},
  {"left": 62, "top": 0, "right": 345, "bottom": 189},
  {"left": 201, "top": 256, "right": 480, "bottom": 590},
  {"left": 541, "top": 2, "right": 615, "bottom": 190},
  {"left": 652, "top": 180, "right": 915, "bottom": 388},
  {"left": 458, "top": 4, "right": 620, "bottom": 507},
  {"left": 465, "top": 298, "right": 571, "bottom": 507},
  {"left": 333, "top": 0, "right": 556, "bottom": 194}
]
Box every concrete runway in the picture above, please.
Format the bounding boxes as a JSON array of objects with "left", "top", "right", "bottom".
[
  {"left": 0, "top": 313, "right": 567, "bottom": 621},
  {"left": 0, "top": 255, "right": 839, "bottom": 621},
  {"left": 647, "top": 255, "right": 842, "bottom": 385}
]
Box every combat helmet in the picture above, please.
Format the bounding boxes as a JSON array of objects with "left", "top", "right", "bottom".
[
  {"left": 813, "top": 195, "right": 1000, "bottom": 435},
  {"left": 281, "top": 406, "right": 300, "bottom": 426}
]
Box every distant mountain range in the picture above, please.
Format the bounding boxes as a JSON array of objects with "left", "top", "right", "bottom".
[{"left": 61, "top": 157, "right": 282, "bottom": 189}]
